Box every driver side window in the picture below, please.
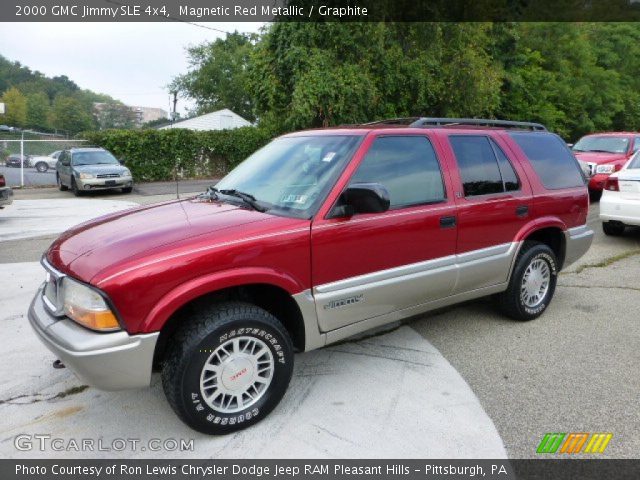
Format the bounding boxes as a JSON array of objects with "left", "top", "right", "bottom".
[{"left": 350, "top": 136, "right": 445, "bottom": 209}]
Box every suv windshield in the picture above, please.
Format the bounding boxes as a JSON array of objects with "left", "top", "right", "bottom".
[
  {"left": 214, "top": 135, "right": 362, "bottom": 218},
  {"left": 72, "top": 151, "right": 119, "bottom": 166},
  {"left": 573, "top": 136, "right": 630, "bottom": 154}
]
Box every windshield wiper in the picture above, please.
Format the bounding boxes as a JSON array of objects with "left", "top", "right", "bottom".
[{"left": 207, "top": 187, "right": 267, "bottom": 212}]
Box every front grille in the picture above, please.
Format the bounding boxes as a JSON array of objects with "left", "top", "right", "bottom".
[
  {"left": 41, "top": 259, "right": 66, "bottom": 316},
  {"left": 96, "top": 173, "right": 120, "bottom": 178}
]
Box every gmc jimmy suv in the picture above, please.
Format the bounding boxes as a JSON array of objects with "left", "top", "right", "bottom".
[{"left": 29, "top": 118, "right": 593, "bottom": 434}]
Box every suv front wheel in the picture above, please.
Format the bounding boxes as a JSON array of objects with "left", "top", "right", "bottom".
[
  {"left": 162, "top": 302, "right": 294, "bottom": 434},
  {"left": 497, "top": 242, "right": 558, "bottom": 321}
]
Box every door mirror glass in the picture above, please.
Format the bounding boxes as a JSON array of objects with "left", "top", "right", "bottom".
[{"left": 329, "top": 183, "right": 390, "bottom": 218}]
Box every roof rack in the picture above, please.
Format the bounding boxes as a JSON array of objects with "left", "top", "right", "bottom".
[{"left": 409, "top": 117, "right": 547, "bottom": 131}]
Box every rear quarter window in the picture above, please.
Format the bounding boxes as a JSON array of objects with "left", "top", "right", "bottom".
[{"left": 509, "top": 132, "right": 585, "bottom": 189}]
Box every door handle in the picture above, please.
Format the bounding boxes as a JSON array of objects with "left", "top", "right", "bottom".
[
  {"left": 440, "top": 216, "right": 456, "bottom": 228},
  {"left": 516, "top": 205, "right": 529, "bottom": 217}
]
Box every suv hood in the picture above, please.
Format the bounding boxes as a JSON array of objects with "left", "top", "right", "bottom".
[
  {"left": 46, "top": 198, "right": 289, "bottom": 282},
  {"left": 573, "top": 151, "right": 628, "bottom": 165}
]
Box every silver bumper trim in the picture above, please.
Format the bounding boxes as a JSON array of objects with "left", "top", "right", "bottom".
[
  {"left": 564, "top": 225, "right": 594, "bottom": 267},
  {"left": 29, "top": 285, "right": 159, "bottom": 390}
]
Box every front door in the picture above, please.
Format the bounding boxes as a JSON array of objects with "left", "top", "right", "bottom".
[{"left": 311, "top": 134, "right": 458, "bottom": 332}]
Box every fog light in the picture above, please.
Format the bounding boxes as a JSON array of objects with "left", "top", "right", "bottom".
[{"left": 85, "top": 185, "right": 91, "bottom": 190}]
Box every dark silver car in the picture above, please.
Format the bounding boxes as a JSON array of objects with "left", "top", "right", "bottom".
[{"left": 56, "top": 147, "right": 133, "bottom": 196}]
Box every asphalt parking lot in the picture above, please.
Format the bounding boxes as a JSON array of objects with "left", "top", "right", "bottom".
[
  {"left": 0, "top": 186, "right": 638, "bottom": 459},
  {"left": 0, "top": 165, "right": 56, "bottom": 188}
]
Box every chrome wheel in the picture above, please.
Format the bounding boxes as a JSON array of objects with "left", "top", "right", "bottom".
[
  {"left": 520, "top": 258, "right": 550, "bottom": 308},
  {"left": 199, "top": 336, "right": 274, "bottom": 414}
]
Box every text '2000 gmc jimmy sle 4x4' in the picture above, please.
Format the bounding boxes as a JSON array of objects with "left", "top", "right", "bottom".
[{"left": 29, "top": 118, "right": 593, "bottom": 434}]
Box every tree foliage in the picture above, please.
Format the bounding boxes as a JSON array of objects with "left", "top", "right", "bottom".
[
  {"left": 1, "top": 87, "right": 27, "bottom": 127},
  {"left": 175, "top": 22, "right": 640, "bottom": 141}
]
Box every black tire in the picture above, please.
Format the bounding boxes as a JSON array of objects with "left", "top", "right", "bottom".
[
  {"left": 602, "top": 221, "right": 625, "bottom": 236},
  {"left": 496, "top": 242, "right": 558, "bottom": 321},
  {"left": 35, "top": 162, "right": 48, "bottom": 173},
  {"left": 121, "top": 186, "right": 133, "bottom": 193},
  {"left": 71, "top": 178, "right": 82, "bottom": 197},
  {"left": 589, "top": 189, "right": 602, "bottom": 202},
  {"left": 162, "top": 301, "right": 294, "bottom": 435},
  {"left": 57, "top": 174, "right": 68, "bottom": 191}
]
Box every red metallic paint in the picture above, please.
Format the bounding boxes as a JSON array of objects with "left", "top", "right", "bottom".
[{"left": 44, "top": 126, "right": 589, "bottom": 336}]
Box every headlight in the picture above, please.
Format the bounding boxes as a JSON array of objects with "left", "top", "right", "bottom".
[
  {"left": 78, "top": 172, "right": 94, "bottom": 179},
  {"left": 596, "top": 164, "right": 616, "bottom": 174},
  {"left": 61, "top": 277, "right": 120, "bottom": 331},
  {"left": 122, "top": 168, "right": 131, "bottom": 177}
]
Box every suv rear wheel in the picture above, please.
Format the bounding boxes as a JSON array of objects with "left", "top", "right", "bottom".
[
  {"left": 162, "top": 302, "right": 294, "bottom": 434},
  {"left": 496, "top": 242, "right": 558, "bottom": 321}
]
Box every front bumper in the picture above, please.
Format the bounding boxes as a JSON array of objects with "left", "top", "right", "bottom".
[
  {"left": 588, "top": 174, "right": 610, "bottom": 192},
  {"left": 600, "top": 194, "right": 640, "bottom": 226},
  {"left": 77, "top": 176, "right": 133, "bottom": 191},
  {"left": 563, "top": 225, "right": 594, "bottom": 267},
  {"left": 0, "top": 186, "right": 13, "bottom": 207},
  {"left": 28, "top": 285, "right": 158, "bottom": 390}
]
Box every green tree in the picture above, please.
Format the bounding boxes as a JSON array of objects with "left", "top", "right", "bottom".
[
  {"left": 95, "top": 102, "right": 136, "bottom": 130},
  {"left": 26, "top": 92, "right": 51, "bottom": 130},
  {"left": 171, "top": 32, "right": 258, "bottom": 121},
  {"left": 1, "top": 86, "right": 28, "bottom": 127},
  {"left": 51, "top": 96, "right": 94, "bottom": 134}
]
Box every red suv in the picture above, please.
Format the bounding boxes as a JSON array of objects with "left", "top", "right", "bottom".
[
  {"left": 29, "top": 118, "right": 593, "bottom": 434},
  {"left": 572, "top": 132, "right": 640, "bottom": 200}
]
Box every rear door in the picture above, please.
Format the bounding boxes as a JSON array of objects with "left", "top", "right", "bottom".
[
  {"left": 442, "top": 133, "right": 533, "bottom": 294},
  {"left": 311, "top": 133, "right": 458, "bottom": 332}
]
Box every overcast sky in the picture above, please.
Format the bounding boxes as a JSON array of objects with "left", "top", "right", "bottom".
[{"left": 0, "top": 22, "right": 264, "bottom": 116}]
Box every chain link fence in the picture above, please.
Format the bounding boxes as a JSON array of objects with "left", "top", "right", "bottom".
[{"left": 0, "top": 132, "right": 87, "bottom": 187}]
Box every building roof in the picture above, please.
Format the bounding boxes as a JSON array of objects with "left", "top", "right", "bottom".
[{"left": 160, "top": 109, "right": 251, "bottom": 131}]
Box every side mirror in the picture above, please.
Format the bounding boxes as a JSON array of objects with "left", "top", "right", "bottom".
[
  {"left": 119, "top": 159, "right": 126, "bottom": 165},
  {"left": 329, "top": 183, "right": 390, "bottom": 218}
]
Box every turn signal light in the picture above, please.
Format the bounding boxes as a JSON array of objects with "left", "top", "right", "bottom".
[{"left": 604, "top": 177, "right": 619, "bottom": 191}]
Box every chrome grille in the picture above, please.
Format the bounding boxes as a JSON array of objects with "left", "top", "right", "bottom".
[
  {"left": 41, "top": 258, "right": 66, "bottom": 316},
  {"left": 96, "top": 173, "right": 120, "bottom": 178}
]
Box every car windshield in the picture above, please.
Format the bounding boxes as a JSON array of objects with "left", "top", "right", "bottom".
[
  {"left": 72, "top": 151, "right": 119, "bottom": 166},
  {"left": 213, "top": 135, "right": 362, "bottom": 218},
  {"left": 573, "top": 136, "right": 630, "bottom": 154}
]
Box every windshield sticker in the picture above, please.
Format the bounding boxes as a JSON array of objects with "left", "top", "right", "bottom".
[
  {"left": 281, "top": 194, "right": 308, "bottom": 204},
  {"left": 322, "top": 152, "right": 336, "bottom": 162}
]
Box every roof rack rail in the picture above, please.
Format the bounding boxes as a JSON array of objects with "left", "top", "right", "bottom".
[
  {"left": 409, "top": 117, "right": 547, "bottom": 131},
  {"left": 361, "top": 117, "right": 420, "bottom": 126}
]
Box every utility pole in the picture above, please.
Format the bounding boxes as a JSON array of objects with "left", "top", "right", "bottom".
[{"left": 171, "top": 91, "right": 179, "bottom": 199}]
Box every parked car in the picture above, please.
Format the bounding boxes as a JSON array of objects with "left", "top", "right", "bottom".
[
  {"left": 0, "top": 125, "right": 16, "bottom": 132},
  {"left": 0, "top": 174, "right": 13, "bottom": 208},
  {"left": 29, "top": 118, "right": 592, "bottom": 434},
  {"left": 573, "top": 132, "right": 640, "bottom": 201},
  {"left": 5, "top": 154, "right": 30, "bottom": 168},
  {"left": 31, "top": 151, "right": 62, "bottom": 173},
  {"left": 55, "top": 147, "right": 133, "bottom": 196},
  {"left": 600, "top": 151, "right": 640, "bottom": 235}
]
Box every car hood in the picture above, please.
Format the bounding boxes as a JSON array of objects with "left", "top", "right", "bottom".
[
  {"left": 573, "top": 151, "right": 629, "bottom": 165},
  {"left": 73, "top": 164, "right": 129, "bottom": 175},
  {"left": 46, "top": 198, "right": 291, "bottom": 283}
]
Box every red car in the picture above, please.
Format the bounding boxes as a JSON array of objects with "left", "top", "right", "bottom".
[
  {"left": 572, "top": 132, "right": 640, "bottom": 200},
  {"left": 28, "top": 118, "right": 593, "bottom": 434}
]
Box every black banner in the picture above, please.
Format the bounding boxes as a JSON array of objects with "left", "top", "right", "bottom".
[
  {"left": 2, "top": 459, "right": 640, "bottom": 480},
  {"left": 4, "top": 0, "right": 640, "bottom": 22}
]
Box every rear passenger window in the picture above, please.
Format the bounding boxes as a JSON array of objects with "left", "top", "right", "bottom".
[
  {"left": 509, "top": 132, "right": 585, "bottom": 189},
  {"left": 351, "top": 136, "right": 445, "bottom": 208},
  {"left": 449, "top": 136, "right": 519, "bottom": 197}
]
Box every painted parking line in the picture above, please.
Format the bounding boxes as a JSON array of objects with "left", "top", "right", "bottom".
[
  {"left": 0, "top": 199, "right": 138, "bottom": 241},
  {"left": 0, "top": 262, "right": 506, "bottom": 459}
]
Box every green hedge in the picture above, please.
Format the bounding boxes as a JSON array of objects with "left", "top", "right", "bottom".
[{"left": 81, "top": 127, "right": 274, "bottom": 182}]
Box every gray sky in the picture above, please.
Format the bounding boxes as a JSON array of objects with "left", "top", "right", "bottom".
[{"left": 0, "top": 22, "right": 264, "bottom": 116}]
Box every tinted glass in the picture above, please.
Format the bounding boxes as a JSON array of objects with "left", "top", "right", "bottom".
[
  {"left": 491, "top": 139, "right": 520, "bottom": 192},
  {"left": 628, "top": 152, "right": 640, "bottom": 169},
  {"left": 510, "top": 132, "right": 585, "bottom": 189},
  {"left": 634, "top": 137, "right": 640, "bottom": 153},
  {"left": 350, "top": 136, "right": 445, "bottom": 208},
  {"left": 449, "top": 136, "right": 503, "bottom": 196}
]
